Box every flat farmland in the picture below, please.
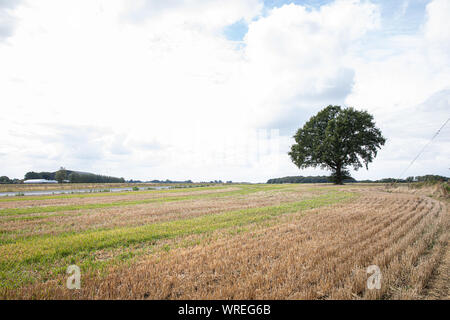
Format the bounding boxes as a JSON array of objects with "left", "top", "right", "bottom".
[
  {"left": 0, "top": 182, "right": 156, "bottom": 193},
  {"left": 0, "top": 184, "right": 448, "bottom": 299}
]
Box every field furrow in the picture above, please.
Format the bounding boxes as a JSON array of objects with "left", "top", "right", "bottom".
[{"left": 0, "top": 184, "right": 448, "bottom": 300}]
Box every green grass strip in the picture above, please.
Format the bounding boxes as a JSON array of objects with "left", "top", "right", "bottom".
[
  {"left": 0, "top": 191, "right": 354, "bottom": 268},
  {"left": 0, "top": 185, "right": 285, "bottom": 217}
]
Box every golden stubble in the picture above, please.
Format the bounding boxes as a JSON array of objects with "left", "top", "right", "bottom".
[
  {"left": 0, "top": 190, "right": 312, "bottom": 238},
  {"left": 6, "top": 190, "right": 448, "bottom": 300}
]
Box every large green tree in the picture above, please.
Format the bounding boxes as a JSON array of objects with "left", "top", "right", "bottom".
[{"left": 289, "top": 105, "right": 386, "bottom": 185}]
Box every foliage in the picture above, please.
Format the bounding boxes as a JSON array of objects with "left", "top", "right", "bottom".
[
  {"left": 289, "top": 105, "right": 386, "bottom": 184},
  {"left": 0, "top": 176, "right": 11, "bottom": 184},
  {"left": 414, "top": 175, "right": 448, "bottom": 182},
  {"left": 148, "top": 179, "right": 194, "bottom": 183},
  {"left": 67, "top": 172, "right": 124, "bottom": 183},
  {"left": 267, "top": 175, "right": 356, "bottom": 184},
  {"left": 55, "top": 168, "right": 67, "bottom": 183},
  {"left": 24, "top": 169, "right": 125, "bottom": 184},
  {"left": 359, "top": 175, "right": 449, "bottom": 184},
  {"left": 24, "top": 171, "right": 44, "bottom": 180}
]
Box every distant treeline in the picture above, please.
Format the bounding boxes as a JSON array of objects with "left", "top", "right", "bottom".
[
  {"left": 359, "top": 175, "right": 449, "bottom": 183},
  {"left": 3, "top": 172, "right": 448, "bottom": 185},
  {"left": 24, "top": 171, "right": 58, "bottom": 180},
  {"left": 143, "top": 180, "right": 232, "bottom": 184},
  {"left": 24, "top": 170, "right": 125, "bottom": 183},
  {"left": 0, "top": 176, "right": 20, "bottom": 184},
  {"left": 267, "top": 176, "right": 356, "bottom": 184},
  {"left": 147, "top": 179, "right": 194, "bottom": 184},
  {"left": 68, "top": 172, "right": 125, "bottom": 183},
  {"left": 267, "top": 175, "right": 449, "bottom": 184}
]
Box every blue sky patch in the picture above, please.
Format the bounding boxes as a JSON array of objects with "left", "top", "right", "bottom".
[
  {"left": 223, "top": 0, "right": 430, "bottom": 41},
  {"left": 223, "top": 19, "right": 249, "bottom": 41}
]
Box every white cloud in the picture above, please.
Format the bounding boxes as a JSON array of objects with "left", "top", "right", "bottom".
[
  {"left": 123, "top": 0, "right": 262, "bottom": 29},
  {"left": 424, "top": 0, "right": 450, "bottom": 44},
  {"left": 346, "top": 0, "right": 450, "bottom": 180},
  {"left": 0, "top": 0, "right": 22, "bottom": 40},
  {"left": 0, "top": 0, "right": 448, "bottom": 182},
  {"left": 240, "top": 0, "right": 380, "bottom": 130}
]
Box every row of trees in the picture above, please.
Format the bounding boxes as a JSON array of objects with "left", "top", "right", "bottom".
[
  {"left": 359, "top": 175, "right": 449, "bottom": 183},
  {"left": 0, "top": 176, "right": 22, "bottom": 184},
  {"left": 147, "top": 179, "right": 232, "bottom": 184},
  {"left": 24, "top": 168, "right": 125, "bottom": 183},
  {"left": 267, "top": 176, "right": 356, "bottom": 184},
  {"left": 268, "top": 174, "right": 449, "bottom": 184},
  {"left": 0, "top": 176, "right": 18, "bottom": 184},
  {"left": 67, "top": 172, "right": 125, "bottom": 183},
  {"left": 148, "top": 179, "right": 194, "bottom": 184},
  {"left": 411, "top": 175, "right": 448, "bottom": 182},
  {"left": 24, "top": 171, "right": 57, "bottom": 180}
]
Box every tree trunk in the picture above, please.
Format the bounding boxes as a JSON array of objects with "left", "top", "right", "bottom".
[{"left": 335, "top": 165, "right": 344, "bottom": 185}]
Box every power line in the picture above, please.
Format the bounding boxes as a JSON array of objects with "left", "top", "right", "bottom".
[{"left": 396, "top": 117, "right": 450, "bottom": 182}]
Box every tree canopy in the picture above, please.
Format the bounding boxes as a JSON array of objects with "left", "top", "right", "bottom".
[
  {"left": 67, "top": 172, "right": 125, "bottom": 183},
  {"left": 0, "top": 176, "right": 11, "bottom": 184},
  {"left": 24, "top": 169, "right": 125, "bottom": 183},
  {"left": 289, "top": 105, "right": 386, "bottom": 184},
  {"left": 55, "top": 168, "right": 67, "bottom": 183}
]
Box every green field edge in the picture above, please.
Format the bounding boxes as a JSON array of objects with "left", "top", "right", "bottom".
[
  {"left": 0, "top": 185, "right": 232, "bottom": 203},
  {"left": 0, "top": 191, "right": 356, "bottom": 288},
  {"left": 0, "top": 185, "right": 289, "bottom": 217}
]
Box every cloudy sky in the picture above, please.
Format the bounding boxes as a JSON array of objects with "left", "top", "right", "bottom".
[{"left": 0, "top": 0, "right": 449, "bottom": 182}]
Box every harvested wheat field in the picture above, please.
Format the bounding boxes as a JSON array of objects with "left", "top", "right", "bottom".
[{"left": 0, "top": 183, "right": 448, "bottom": 300}]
